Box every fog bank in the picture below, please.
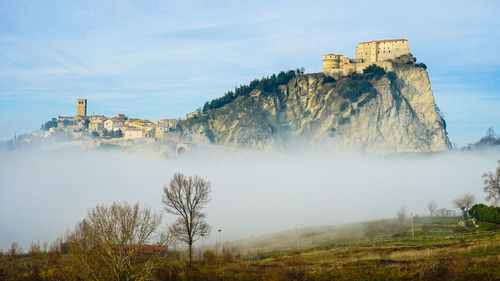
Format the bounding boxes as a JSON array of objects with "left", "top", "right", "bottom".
[{"left": 1, "top": 147, "right": 499, "bottom": 250}]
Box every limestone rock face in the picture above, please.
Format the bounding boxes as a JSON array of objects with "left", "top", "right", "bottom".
[{"left": 182, "top": 64, "right": 450, "bottom": 154}]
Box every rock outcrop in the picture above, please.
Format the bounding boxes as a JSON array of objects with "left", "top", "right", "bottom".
[{"left": 180, "top": 60, "right": 450, "bottom": 154}]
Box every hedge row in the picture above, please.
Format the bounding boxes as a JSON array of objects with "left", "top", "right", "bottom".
[{"left": 468, "top": 204, "right": 500, "bottom": 224}]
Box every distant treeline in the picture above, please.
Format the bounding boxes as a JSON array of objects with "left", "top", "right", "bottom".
[
  {"left": 41, "top": 118, "right": 58, "bottom": 131},
  {"left": 202, "top": 68, "right": 305, "bottom": 112},
  {"left": 473, "top": 128, "right": 500, "bottom": 148}
]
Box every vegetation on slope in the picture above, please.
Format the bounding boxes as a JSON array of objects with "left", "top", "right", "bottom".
[{"left": 202, "top": 68, "right": 305, "bottom": 113}]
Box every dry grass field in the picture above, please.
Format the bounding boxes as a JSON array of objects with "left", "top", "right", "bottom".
[{"left": 191, "top": 232, "right": 500, "bottom": 280}]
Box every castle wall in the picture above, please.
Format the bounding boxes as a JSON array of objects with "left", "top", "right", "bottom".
[
  {"left": 324, "top": 69, "right": 346, "bottom": 80},
  {"left": 326, "top": 61, "right": 394, "bottom": 78},
  {"left": 355, "top": 61, "right": 394, "bottom": 73}
]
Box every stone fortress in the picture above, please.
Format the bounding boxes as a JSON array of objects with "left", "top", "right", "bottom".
[{"left": 323, "top": 39, "right": 410, "bottom": 78}]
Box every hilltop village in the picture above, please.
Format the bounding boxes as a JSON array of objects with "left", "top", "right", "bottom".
[
  {"left": 1, "top": 98, "right": 204, "bottom": 156},
  {"left": 36, "top": 99, "right": 183, "bottom": 141},
  {"left": 51, "top": 99, "right": 183, "bottom": 140}
]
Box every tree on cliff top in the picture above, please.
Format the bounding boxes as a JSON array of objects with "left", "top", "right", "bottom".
[{"left": 202, "top": 69, "right": 304, "bottom": 112}]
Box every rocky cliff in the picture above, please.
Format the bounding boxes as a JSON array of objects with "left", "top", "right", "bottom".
[{"left": 180, "top": 58, "right": 451, "bottom": 154}]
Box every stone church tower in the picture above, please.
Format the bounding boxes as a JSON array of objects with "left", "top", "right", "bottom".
[{"left": 77, "top": 98, "right": 87, "bottom": 116}]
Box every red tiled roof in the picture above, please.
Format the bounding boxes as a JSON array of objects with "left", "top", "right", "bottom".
[{"left": 358, "top": 39, "right": 408, "bottom": 44}]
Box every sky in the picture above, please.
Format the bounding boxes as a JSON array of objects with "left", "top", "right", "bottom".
[{"left": 1, "top": 0, "right": 500, "bottom": 146}]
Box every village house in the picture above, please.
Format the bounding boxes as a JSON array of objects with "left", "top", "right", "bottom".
[
  {"left": 124, "top": 128, "right": 145, "bottom": 139},
  {"left": 104, "top": 119, "right": 125, "bottom": 131},
  {"left": 89, "top": 120, "right": 104, "bottom": 132},
  {"left": 113, "top": 113, "right": 126, "bottom": 121},
  {"left": 155, "top": 119, "right": 179, "bottom": 129}
]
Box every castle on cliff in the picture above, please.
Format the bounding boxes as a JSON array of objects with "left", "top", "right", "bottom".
[{"left": 323, "top": 39, "right": 410, "bottom": 78}]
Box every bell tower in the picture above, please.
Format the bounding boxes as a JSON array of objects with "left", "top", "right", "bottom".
[{"left": 77, "top": 99, "right": 87, "bottom": 116}]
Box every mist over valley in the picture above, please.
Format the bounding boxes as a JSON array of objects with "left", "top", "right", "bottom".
[{"left": 1, "top": 146, "right": 498, "bottom": 251}]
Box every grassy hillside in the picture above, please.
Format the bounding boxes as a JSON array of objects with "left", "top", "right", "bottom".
[
  {"left": 1, "top": 217, "right": 499, "bottom": 280},
  {"left": 197, "top": 232, "right": 500, "bottom": 281},
  {"left": 190, "top": 218, "right": 500, "bottom": 280}
]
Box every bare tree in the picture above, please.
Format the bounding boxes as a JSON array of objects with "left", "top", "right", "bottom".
[
  {"left": 396, "top": 207, "right": 408, "bottom": 226},
  {"left": 436, "top": 208, "right": 447, "bottom": 217},
  {"left": 452, "top": 193, "right": 476, "bottom": 220},
  {"left": 436, "top": 208, "right": 453, "bottom": 234},
  {"left": 482, "top": 160, "right": 500, "bottom": 205},
  {"left": 427, "top": 200, "right": 437, "bottom": 216},
  {"left": 162, "top": 173, "right": 211, "bottom": 267},
  {"left": 6, "top": 242, "right": 23, "bottom": 257},
  {"left": 67, "top": 202, "right": 164, "bottom": 281}
]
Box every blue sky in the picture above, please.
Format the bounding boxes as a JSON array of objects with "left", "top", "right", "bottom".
[{"left": 0, "top": 0, "right": 499, "bottom": 146}]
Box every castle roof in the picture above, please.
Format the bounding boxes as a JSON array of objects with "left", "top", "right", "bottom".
[
  {"left": 358, "top": 39, "right": 408, "bottom": 44},
  {"left": 323, "top": 53, "right": 343, "bottom": 56}
]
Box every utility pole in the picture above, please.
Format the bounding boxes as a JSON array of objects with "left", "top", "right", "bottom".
[
  {"left": 200, "top": 233, "right": 205, "bottom": 259},
  {"left": 410, "top": 212, "right": 415, "bottom": 240},
  {"left": 295, "top": 227, "right": 301, "bottom": 251},
  {"left": 218, "top": 229, "right": 222, "bottom": 254},
  {"left": 218, "top": 229, "right": 224, "bottom": 281}
]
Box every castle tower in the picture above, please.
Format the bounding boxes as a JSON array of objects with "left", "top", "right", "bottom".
[
  {"left": 77, "top": 99, "right": 87, "bottom": 116},
  {"left": 322, "top": 54, "right": 349, "bottom": 79},
  {"left": 322, "top": 54, "right": 344, "bottom": 72}
]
